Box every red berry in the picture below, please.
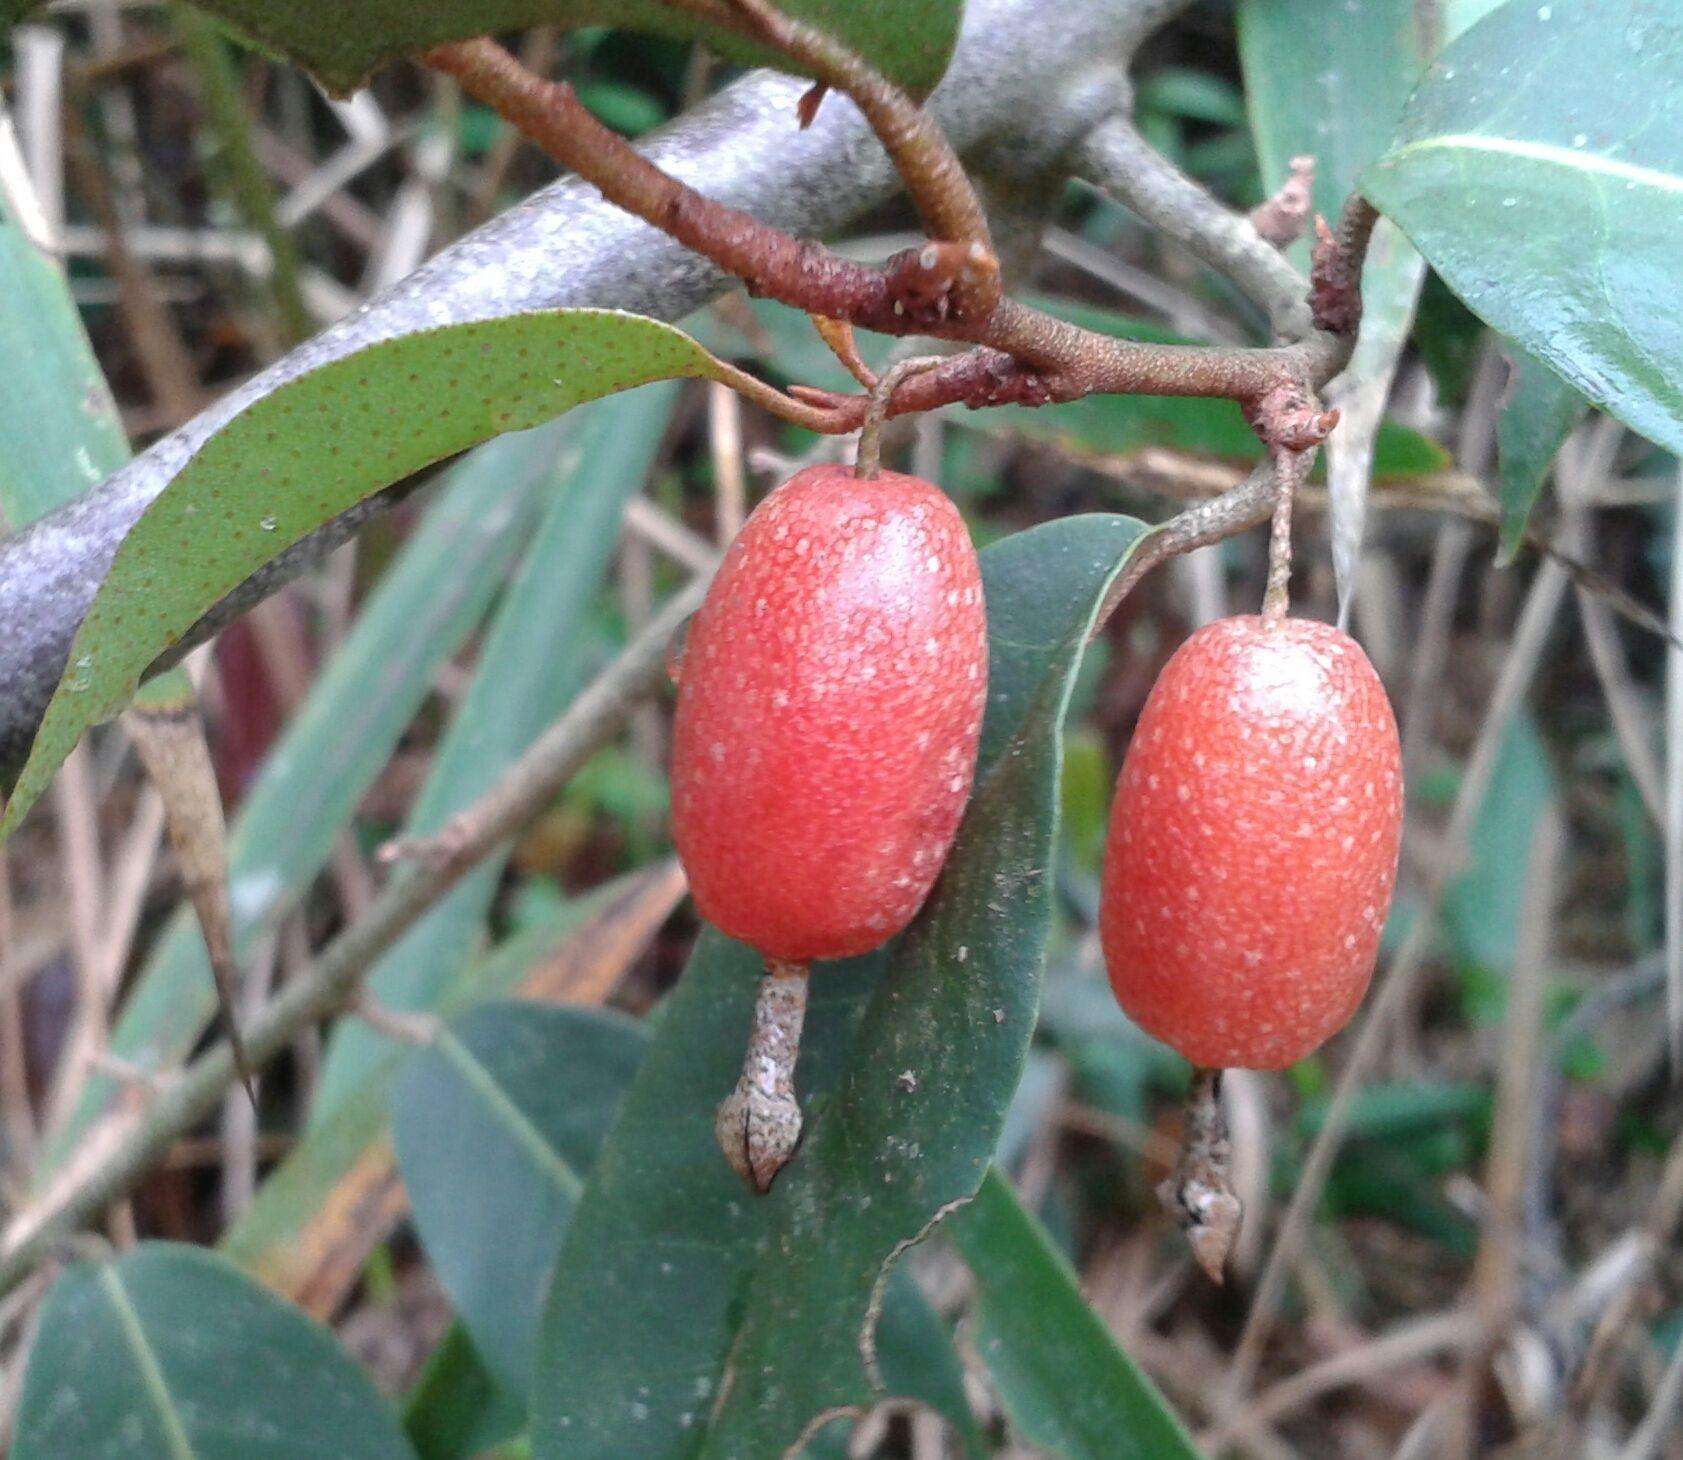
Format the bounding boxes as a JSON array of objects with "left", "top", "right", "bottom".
[
  {"left": 1099, "top": 616, "right": 1402, "bottom": 1070},
  {"left": 672, "top": 464, "right": 988, "bottom": 965}
]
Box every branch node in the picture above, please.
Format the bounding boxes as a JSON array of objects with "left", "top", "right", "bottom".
[
  {"left": 856, "top": 355, "right": 944, "bottom": 478},
  {"left": 1244, "top": 378, "right": 1337, "bottom": 454},
  {"left": 883, "top": 240, "right": 1001, "bottom": 327}
]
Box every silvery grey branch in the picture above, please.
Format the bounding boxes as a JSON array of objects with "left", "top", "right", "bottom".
[{"left": 0, "top": 0, "right": 1182, "bottom": 773}]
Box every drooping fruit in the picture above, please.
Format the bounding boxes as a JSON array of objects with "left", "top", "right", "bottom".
[
  {"left": 672, "top": 463, "right": 988, "bottom": 965},
  {"left": 1100, "top": 615, "right": 1402, "bottom": 1072}
]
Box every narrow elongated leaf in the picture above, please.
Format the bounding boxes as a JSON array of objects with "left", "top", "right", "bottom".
[
  {"left": 1364, "top": 0, "right": 1683, "bottom": 458},
  {"left": 392, "top": 1004, "right": 981, "bottom": 1455},
  {"left": 533, "top": 514, "right": 1150, "bottom": 1458},
  {"left": 168, "top": 0, "right": 961, "bottom": 97},
  {"left": 1442, "top": 711, "right": 1557, "bottom": 982},
  {"left": 14, "top": 1244, "right": 414, "bottom": 1459},
  {"left": 0, "top": 189, "right": 130, "bottom": 523},
  {"left": 310, "top": 384, "right": 677, "bottom": 1115},
  {"left": 1496, "top": 348, "right": 1589, "bottom": 564},
  {"left": 35, "top": 423, "right": 571, "bottom": 1180},
  {"left": 393, "top": 1003, "right": 649, "bottom": 1393},
  {"left": 0, "top": 311, "right": 735, "bottom": 837},
  {"left": 949, "top": 1169, "right": 1198, "bottom": 1460}
]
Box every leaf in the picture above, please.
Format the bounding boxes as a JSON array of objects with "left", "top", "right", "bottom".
[
  {"left": 34, "top": 420, "right": 578, "bottom": 1181},
  {"left": 221, "top": 863, "right": 684, "bottom": 1299},
  {"left": 0, "top": 184, "right": 130, "bottom": 524},
  {"left": 176, "top": 0, "right": 962, "bottom": 98},
  {"left": 948, "top": 1169, "right": 1198, "bottom": 1460},
  {"left": 1238, "top": 0, "right": 1433, "bottom": 621},
  {"left": 1442, "top": 711, "right": 1557, "bottom": 983},
  {"left": 392, "top": 1003, "right": 649, "bottom": 1394},
  {"left": 0, "top": 311, "right": 735, "bottom": 837},
  {"left": 855, "top": 1268, "right": 987, "bottom": 1456},
  {"left": 310, "top": 383, "right": 679, "bottom": 1117},
  {"left": 1363, "top": 0, "right": 1683, "bottom": 459},
  {"left": 532, "top": 513, "right": 1150, "bottom": 1458},
  {"left": 405, "top": 1325, "right": 526, "bottom": 1460},
  {"left": 1495, "top": 347, "right": 1588, "bottom": 564},
  {"left": 13, "top": 1244, "right": 414, "bottom": 1459}
]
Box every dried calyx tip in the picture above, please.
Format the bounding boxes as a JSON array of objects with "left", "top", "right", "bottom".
[
  {"left": 1158, "top": 1066, "right": 1243, "bottom": 1284},
  {"left": 715, "top": 960, "right": 810, "bottom": 1193}
]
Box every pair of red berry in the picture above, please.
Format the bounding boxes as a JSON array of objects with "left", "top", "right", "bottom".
[{"left": 672, "top": 464, "right": 1402, "bottom": 1105}]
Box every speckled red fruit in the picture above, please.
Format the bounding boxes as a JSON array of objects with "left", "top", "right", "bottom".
[
  {"left": 1099, "top": 616, "right": 1402, "bottom": 1070},
  {"left": 671, "top": 464, "right": 988, "bottom": 965}
]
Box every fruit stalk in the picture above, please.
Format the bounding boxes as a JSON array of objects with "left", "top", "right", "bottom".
[
  {"left": 855, "top": 355, "right": 943, "bottom": 479},
  {"left": 1262, "top": 447, "right": 1306, "bottom": 619},
  {"left": 715, "top": 960, "right": 811, "bottom": 1192}
]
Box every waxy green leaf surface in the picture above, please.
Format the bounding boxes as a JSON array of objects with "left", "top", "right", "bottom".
[{"left": 1364, "top": 0, "right": 1683, "bottom": 458}]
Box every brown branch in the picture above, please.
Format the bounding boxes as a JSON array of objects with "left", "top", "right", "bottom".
[
  {"left": 1311, "top": 197, "right": 1379, "bottom": 337},
  {"left": 711, "top": 0, "right": 995, "bottom": 251},
  {"left": 430, "top": 17, "right": 1377, "bottom": 458}
]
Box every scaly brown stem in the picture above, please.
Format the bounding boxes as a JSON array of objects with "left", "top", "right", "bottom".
[
  {"left": 429, "top": 25, "right": 1376, "bottom": 457},
  {"left": 715, "top": 960, "right": 810, "bottom": 1192},
  {"left": 1262, "top": 449, "right": 1310, "bottom": 619},
  {"left": 711, "top": 0, "right": 998, "bottom": 253}
]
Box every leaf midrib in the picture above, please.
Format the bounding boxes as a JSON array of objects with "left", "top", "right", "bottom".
[
  {"left": 435, "top": 1029, "right": 585, "bottom": 1203},
  {"left": 1378, "top": 133, "right": 1683, "bottom": 194},
  {"left": 97, "top": 1265, "right": 197, "bottom": 1460}
]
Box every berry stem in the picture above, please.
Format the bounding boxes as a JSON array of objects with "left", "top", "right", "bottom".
[
  {"left": 1261, "top": 447, "right": 1308, "bottom": 620},
  {"left": 855, "top": 356, "right": 944, "bottom": 479},
  {"left": 715, "top": 959, "right": 810, "bottom": 1193},
  {"left": 1159, "top": 1066, "right": 1242, "bottom": 1284}
]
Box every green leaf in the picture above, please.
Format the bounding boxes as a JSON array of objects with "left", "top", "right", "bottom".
[
  {"left": 175, "top": 0, "right": 962, "bottom": 97},
  {"left": 0, "top": 186, "right": 130, "bottom": 525},
  {"left": 949, "top": 1169, "right": 1198, "bottom": 1460},
  {"left": 393, "top": 1003, "right": 649, "bottom": 1394},
  {"left": 1238, "top": 0, "right": 1431, "bottom": 248},
  {"left": 0, "top": 311, "right": 736, "bottom": 838},
  {"left": 0, "top": 143, "right": 201, "bottom": 746},
  {"left": 532, "top": 513, "right": 1150, "bottom": 1458},
  {"left": 1495, "top": 347, "right": 1589, "bottom": 564},
  {"left": 14, "top": 1244, "right": 414, "bottom": 1459},
  {"left": 1442, "top": 712, "right": 1556, "bottom": 983},
  {"left": 1363, "top": 0, "right": 1683, "bottom": 459},
  {"left": 35, "top": 421, "right": 577, "bottom": 1181},
  {"left": 219, "top": 871, "right": 646, "bottom": 1283},
  {"left": 310, "top": 383, "right": 678, "bottom": 1116},
  {"left": 405, "top": 1325, "right": 526, "bottom": 1460}
]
